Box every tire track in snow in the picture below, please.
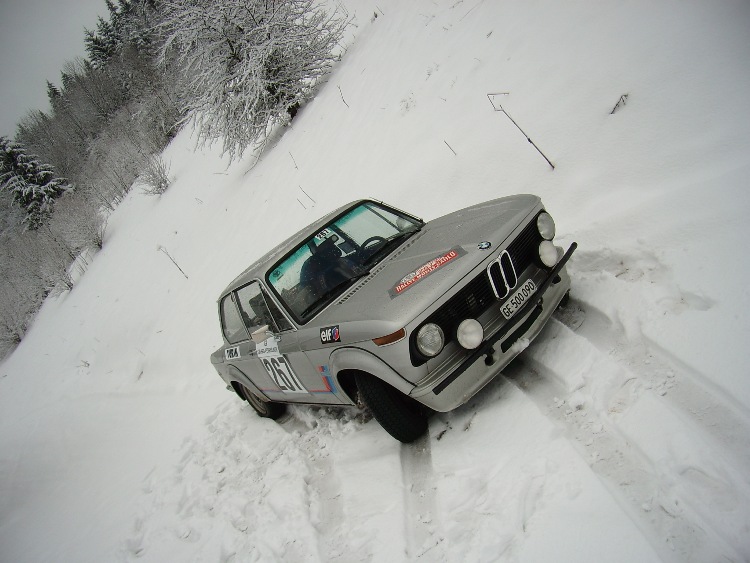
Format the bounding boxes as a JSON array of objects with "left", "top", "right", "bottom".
[
  {"left": 566, "top": 246, "right": 750, "bottom": 460},
  {"left": 400, "top": 429, "right": 445, "bottom": 559},
  {"left": 551, "top": 301, "right": 750, "bottom": 561},
  {"left": 560, "top": 300, "right": 750, "bottom": 472},
  {"left": 503, "top": 366, "right": 699, "bottom": 563},
  {"left": 505, "top": 313, "right": 748, "bottom": 562},
  {"left": 279, "top": 407, "right": 354, "bottom": 562},
  {"left": 300, "top": 437, "right": 348, "bottom": 562}
]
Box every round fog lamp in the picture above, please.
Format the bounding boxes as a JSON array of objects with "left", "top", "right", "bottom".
[
  {"left": 537, "top": 212, "right": 556, "bottom": 240},
  {"left": 457, "top": 319, "right": 484, "bottom": 350},
  {"left": 416, "top": 323, "right": 445, "bottom": 357},
  {"left": 539, "top": 241, "right": 558, "bottom": 268}
]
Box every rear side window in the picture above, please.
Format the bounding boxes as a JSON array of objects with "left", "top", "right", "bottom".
[{"left": 220, "top": 295, "right": 246, "bottom": 344}]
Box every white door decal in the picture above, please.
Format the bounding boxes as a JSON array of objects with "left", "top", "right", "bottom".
[{"left": 256, "top": 338, "right": 307, "bottom": 394}]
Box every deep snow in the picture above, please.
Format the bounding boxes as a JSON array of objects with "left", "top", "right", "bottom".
[{"left": 2, "top": 0, "right": 750, "bottom": 561}]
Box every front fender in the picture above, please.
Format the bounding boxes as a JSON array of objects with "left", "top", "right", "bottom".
[{"left": 329, "top": 347, "right": 415, "bottom": 396}]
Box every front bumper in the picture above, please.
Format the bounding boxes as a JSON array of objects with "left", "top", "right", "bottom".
[{"left": 411, "top": 242, "right": 577, "bottom": 411}]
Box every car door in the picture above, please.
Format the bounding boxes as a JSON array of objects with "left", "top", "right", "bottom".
[
  {"left": 232, "top": 281, "right": 343, "bottom": 405},
  {"left": 219, "top": 290, "right": 271, "bottom": 398}
]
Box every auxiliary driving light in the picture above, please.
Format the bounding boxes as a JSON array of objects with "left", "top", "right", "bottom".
[
  {"left": 457, "top": 318, "right": 484, "bottom": 350},
  {"left": 539, "top": 240, "right": 558, "bottom": 268}
]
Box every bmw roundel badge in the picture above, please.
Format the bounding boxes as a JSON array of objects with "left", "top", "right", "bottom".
[{"left": 478, "top": 241, "right": 492, "bottom": 250}]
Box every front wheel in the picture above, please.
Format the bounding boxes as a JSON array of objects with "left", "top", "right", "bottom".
[
  {"left": 355, "top": 372, "right": 427, "bottom": 443},
  {"left": 239, "top": 384, "right": 286, "bottom": 420}
]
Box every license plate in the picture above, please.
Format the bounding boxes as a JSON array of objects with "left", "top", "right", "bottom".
[{"left": 500, "top": 280, "right": 537, "bottom": 319}]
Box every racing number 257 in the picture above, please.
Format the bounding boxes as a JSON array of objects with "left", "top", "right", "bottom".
[{"left": 261, "top": 356, "right": 306, "bottom": 393}]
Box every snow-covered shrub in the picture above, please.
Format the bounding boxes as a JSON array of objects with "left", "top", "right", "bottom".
[
  {"left": 49, "top": 190, "right": 107, "bottom": 251},
  {"left": 140, "top": 155, "right": 172, "bottom": 196},
  {"left": 80, "top": 108, "right": 153, "bottom": 209}
]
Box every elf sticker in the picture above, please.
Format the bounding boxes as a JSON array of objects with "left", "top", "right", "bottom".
[
  {"left": 389, "top": 247, "right": 466, "bottom": 297},
  {"left": 320, "top": 325, "right": 341, "bottom": 344}
]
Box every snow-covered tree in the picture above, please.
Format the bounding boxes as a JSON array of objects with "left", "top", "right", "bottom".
[
  {"left": 0, "top": 266, "right": 38, "bottom": 353},
  {"left": 17, "top": 108, "right": 85, "bottom": 183},
  {"left": 46, "top": 81, "right": 64, "bottom": 112},
  {"left": 0, "top": 181, "right": 25, "bottom": 233},
  {"left": 85, "top": 0, "right": 158, "bottom": 68},
  {"left": 85, "top": 15, "right": 120, "bottom": 68},
  {"left": 20, "top": 61, "right": 124, "bottom": 182},
  {"left": 0, "top": 137, "right": 71, "bottom": 229},
  {"left": 159, "top": 0, "right": 349, "bottom": 160},
  {"left": 60, "top": 58, "right": 126, "bottom": 122}
]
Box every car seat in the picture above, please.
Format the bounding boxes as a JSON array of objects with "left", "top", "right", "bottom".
[{"left": 300, "top": 237, "right": 351, "bottom": 297}]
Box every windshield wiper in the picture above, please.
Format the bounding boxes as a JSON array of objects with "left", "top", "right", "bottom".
[
  {"left": 300, "top": 270, "right": 371, "bottom": 318},
  {"left": 363, "top": 228, "right": 421, "bottom": 268}
]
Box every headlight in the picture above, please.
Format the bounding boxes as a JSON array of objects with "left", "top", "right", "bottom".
[
  {"left": 416, "top": 323, "right": 444, "bottom": 357},
  {"left": 539, "top": 241, "right": 558, "bottom": 268},
  {"left": 537, "top": 212, "right": 555, "bottom": 240},
  {"left": 456, "top": 319, "right": 483, "bottom": 350}
]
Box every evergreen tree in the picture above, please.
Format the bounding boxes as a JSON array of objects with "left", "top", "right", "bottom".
[
  {"left": 46, "top": 81, "right": 64, "bottom": 113},
  {"left": 84, "top": 17, "right": 119, "bottom": 68},
  {"left": 85, "top": 0, "right": 156, "bottom": 68},
  {"left": 0, "top": 137, "right": 71, "bottom": 229}
]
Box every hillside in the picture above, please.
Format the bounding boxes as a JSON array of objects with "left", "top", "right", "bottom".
[{"left": 2, "top": 0, "right": 750, "bottom": 561}]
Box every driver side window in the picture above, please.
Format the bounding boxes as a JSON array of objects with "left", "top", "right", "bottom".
[{"left": 236, "top": 281, "right": 293, "bottom": 335}]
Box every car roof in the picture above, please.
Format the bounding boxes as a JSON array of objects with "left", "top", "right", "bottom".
[{"left": 218, "top": 199, "right": 374, "bottom": 300}]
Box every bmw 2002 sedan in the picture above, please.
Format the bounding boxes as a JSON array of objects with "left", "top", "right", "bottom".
[{"left": 210, "top": 196, "right": 576, "bottom": 442}]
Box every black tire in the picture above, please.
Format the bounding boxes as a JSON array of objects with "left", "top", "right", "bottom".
[
  {"left": 355, "top": 372, "right": 428, "bottom": 443},
  {"left": 558, "top": 290, "right": 571, "bottom": 308},
  {"left": 239, "top": 384, "right": 286, "bottom": 420}
]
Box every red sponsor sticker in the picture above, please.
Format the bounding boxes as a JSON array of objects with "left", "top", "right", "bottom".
[{"left": 389, "top": 247, "right": 466, "bottom": 297}]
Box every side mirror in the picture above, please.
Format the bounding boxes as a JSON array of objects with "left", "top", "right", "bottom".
[{"left": 251, "top": 325, "right": 277, "bottom": 344}]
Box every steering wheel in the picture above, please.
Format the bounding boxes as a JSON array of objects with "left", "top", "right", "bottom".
[{"left": 361, "top": 236, "right": 387, "bottom": 249}]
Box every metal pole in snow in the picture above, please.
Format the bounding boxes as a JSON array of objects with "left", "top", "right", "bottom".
[
  {"left": 157, "top": 245, "right": 189, "bottom": 279},
  {"left": 487, "top": 93, "right": 555, "bottom": 170}
]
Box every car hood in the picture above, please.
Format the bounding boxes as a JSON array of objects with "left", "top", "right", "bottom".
[{"left": 311, "top": 194, "right": 541, "bottom": 330}]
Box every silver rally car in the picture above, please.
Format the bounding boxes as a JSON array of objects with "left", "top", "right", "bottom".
[{"left": 210, "top": 196, "right": 576, "bottom": 442}]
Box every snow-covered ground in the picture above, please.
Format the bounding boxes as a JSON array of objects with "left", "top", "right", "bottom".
[{"left": 2, "top": 0, "right": 750, "bottom": 561}]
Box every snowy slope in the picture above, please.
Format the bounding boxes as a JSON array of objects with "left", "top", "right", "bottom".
[{"left": 2, "top": 0, "right": 750, "bottom": 561}]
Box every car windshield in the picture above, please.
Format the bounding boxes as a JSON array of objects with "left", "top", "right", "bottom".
[{"left": 267, "top": 202, "right": 422, "bottom": 323}]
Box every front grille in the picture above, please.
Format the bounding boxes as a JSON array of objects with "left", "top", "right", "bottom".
[
  {"left": 506, "top": 218, "right": 540, "bottom": 272},
  {"left": 428, "top": 273, "right": 496, "bottom": 334},
  {"left": 410, "top": 214, "right": 543, "bottom": 365}
]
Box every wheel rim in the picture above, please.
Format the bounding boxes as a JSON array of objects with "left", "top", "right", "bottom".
[{"left": 242, "top": 385, "right": 270, "bottom": 416}]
